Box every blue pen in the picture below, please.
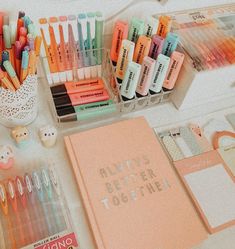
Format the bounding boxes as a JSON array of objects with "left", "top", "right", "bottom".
[
  {"left": 162, "top": 32, "right": 179, "bottom": 57},
  {"left": 41, "top": 168, "right": 66, "bottom": 233},
  {"left": 32, "top": 171, "right": 54, "bottom": 236},
  {"left": 77, "top": 13, "right": 91, "bottom": 78}
]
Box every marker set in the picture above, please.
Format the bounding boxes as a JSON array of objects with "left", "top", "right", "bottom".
[
  {"left": 39, "top": 12, "right": 104, "bottom": 85},
  {"left": 0, "top": 164, "right": 78, "bottom": 249},
  {"left": 110, "top": 15, "right": 185, "bottom": 101},
  {"left": 0, "top": 11, "right": 41, "bottom": 92}
]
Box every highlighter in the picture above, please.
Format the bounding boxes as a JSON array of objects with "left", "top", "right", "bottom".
[
  {"left": 54, "top": 88, "right": 110, "bottom": 108},
  {"left": 150, "top": 54, "right": 170, "bottom": 93},
  {"left": 162, "top": 32, "right": 179, "bottom": 57},
  {"left": 39, "top": 18, "right": 60, "bottom": 84},
  {"left": 110, "top": 20, "right": 128, "bottom": 65},
  {"left": 115, "top": 39, "right": 135, "bottom": 83},
  {"left": 128, "top": 17, "right": 145, "bottom": 43},
  {"left": 163, "top": 51, "right": 185, "bottom": 90},
  {"left": 87, "top": 12, "right": 97, "bottom": 78},
  {"left": 3, "top": 25, "right": 15, "bottom": 69},
  {"left": 149, "top": 34, "right": 165, "bottom": 59},
  {"left": 3, "top": 60, "right": 21, "bottom": 89},
  {"left": 56, "top": 99, "right": 115, "bottom": 121},
  {"left": 144, "top": 16, "right": 159, "bottom": 37},
  {"left": 20, "top": 50, "right": 29, "bottom": 82},
  {"left": 51, "top": 78, "right": 104, "bottom": 97},
  {"left": 133, "top": 35, "right": 152, "bottom": 64},
  {"left": 0, "top": 68, "right": 15, "bottom": 91},
  {"left": 14, "top": 41, "right": 22, "bottom": 77},
  {"left": 120, "top": 61, "right": 141, "bottom": 100},
  {"left": 136, "top": 56, "right": 155, "bottom": 96},
  {"left": 49, "top": 17, "right": 67, "bottom": 82},
  {"left": 95, "top": 12, "right": 104, "bottom": 77},
  {"left": 157, "top": 15, "right": 172, "bottom": 38},
  {"left": 59, "top": 16, "right": 73, "bottom": 81}
]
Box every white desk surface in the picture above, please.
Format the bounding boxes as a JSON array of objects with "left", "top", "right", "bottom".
[{"left": 0, "top": 1, "right": 235, "bottom": 248}]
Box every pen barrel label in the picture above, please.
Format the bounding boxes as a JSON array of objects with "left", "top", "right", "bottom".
[{"left": 125, "top": 71, "right": 134, "bottom": 92}]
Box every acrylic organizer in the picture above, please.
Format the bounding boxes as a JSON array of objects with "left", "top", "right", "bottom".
[
  {"left": 0, "top": 161, "right": 79, "bottom": 249},
  {"left": 153, "top": 3, "right": 235, "bottom": 110},
  {"left": 42, "top": 48, "right": 172, "bottom": 125},
  {"left": 0, "top": 75, "right": 38, "bottom": 128}
]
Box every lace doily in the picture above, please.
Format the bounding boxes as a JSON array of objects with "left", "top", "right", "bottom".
[{"left": 0, "top": 75, "right": 38, "bottom": 127}]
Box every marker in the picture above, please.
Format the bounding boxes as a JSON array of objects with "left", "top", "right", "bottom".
[
  {"left": 68, "top": 15, "right": 84, "bottom": 80},
  {"left": 7, "top": 179, "right": 25, "bottom": 247},
  {"left": 14, "top": 41, "right": 22, "bottom": 77},
  {"left": 54, "top": 88, "right": 110, "bottom": 108},
  {"left": 157, "top": 15, "right": 172, "bottom": 38},
  {"left": 162, "top": 32, "right": 179, "bottom": 57},
  {"left": 0, "top": 68, "right": 15, "bottom": 91},
  {"left": 120, "top": 61, "right": 141, "bottom": 100},
  {"left": 59, "top": 16, "right": 73, "bottom": 81},
  {"left": 28, "top": 50, "right": 36, "bottom": 75},
  {"left": 56, "top": 99, "right": 116, "bottom": 122},
  {"left": 51, "top": 78, "right": 104, "bottom": 97},
  {"left": 49, "top": 17, "right": 66, "bottom": 82},
  {"left": 110, "top": 20, "right": 128, "bottom": 65},
  {"left": 149, "top": 54, "right": 170, "bottom": 93},
  {"left": 136, "top": 56, "right": 155, "bottom": 96},
  {"left": 149, "top": 35, "right": 165, "bottom": 59},
  {"left": 115, "top": 39, "right": 135, "bottom": 83},
  {"left": 128, "top": 17, "right": 145, "bottom": 43},
  {"left": 3, "top": 25, "right": 15, "bottom": 69},
  {"left": 95, "top": 11, "right": 104, "bottom": 77},
  {"left": 0, "top": 183, "right": 16, "bottom": 249},
  {"left": 15, "top": 176, "right": 35, "bottom": 243},
  {"left": 163, "top": 51, "right": 185, "bottom": 90},
  {"left": 133, "top": 35, "right": 152, "bottom": 64},
  {"left": 39, "top": 18, "right": 60, "bottom": 83},
  {"left": 9, "top": 21, "right": 17, "bottom": 47},
  {"left": 144, "top": 16, "right": 159, "bottom": 37},
  {"left": 23, "top": 16, "right": 32, "bottom": 29},
  {"left": 27, "top": 23, "right": 37, "bottom": 37},
  {"left": 3, "top": 60, "right": 21, "bottom": 89}
]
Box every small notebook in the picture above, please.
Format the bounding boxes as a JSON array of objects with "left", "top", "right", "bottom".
[
  {"left": 65, "top": 117, "right": 207, "bottom": 249},
  {"left": 174, "top": 150, "right": 235, "bottom": 233}
]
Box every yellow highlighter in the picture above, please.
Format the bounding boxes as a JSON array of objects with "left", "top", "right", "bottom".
[
  {"left": 28, "top": 50, "right": 37, "bottom": 75},
  {"left": 3, "top": 60, "right": 21, "bottom": 89},
  {"left": 20, "top": 50, "right": 29, "bottom": 82}
]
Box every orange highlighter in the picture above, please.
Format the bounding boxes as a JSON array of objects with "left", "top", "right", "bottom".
[
  {"left": 3, "top": 60, "right": 21, "bottom": 89},
  {"left": 39, "top": 18, "right": 60, "bottom": 83},
  {"left": 20, "top": 50, "right": 29, "bottom": 82}
]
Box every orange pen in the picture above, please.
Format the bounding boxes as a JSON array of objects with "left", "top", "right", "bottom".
[
  {"left": 0, "top": 182, "right": 16, "bottom": 249},
  {"left": 7, "top": 179, "right": 25, "bottom": 247},
  {"left": 39, "top": 18, "right": 60, "bottom": 83},
  {"left": 0, "top": 68, "right": 15, "bottom": 91},
  {"left": 28, "top": 50, "right": 37, "bottom": 75}
]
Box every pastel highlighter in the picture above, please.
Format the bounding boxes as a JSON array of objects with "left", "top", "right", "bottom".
[
  {"left": 128, "top": 17, "right": 145, "bottom": 43},
  {"left": 133, "top": 35, "right": 152, "bottom": 64},
  {"left": 149, "top": 35, "right": 164, "bottom": 60},
  {"left": 136, "top": 56, "right": 155, "bottom": 96},
  {"left": 110, "top": 20, "right": 128, "bottom": 65},
  {"left": 163, "top": 51, "right": 185, "bottom": 90},
  {"left": 157, "top": 15, "right": 172, "bottom": 38}
]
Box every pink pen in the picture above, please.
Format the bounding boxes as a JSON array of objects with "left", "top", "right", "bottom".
[
  {"left": 19, "top": 26, "right": 27, "bottom": 37},
  {"left": 148, "top": 35, "right": 165, "bottom": 60},
  {"left": 14, "top": 41, "right": 22, "bottom": 77}
]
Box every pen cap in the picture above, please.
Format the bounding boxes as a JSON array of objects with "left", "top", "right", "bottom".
[
  {"left": 15, "top": 41, "right": 22, "bottom": 59},
  {"left": 1, "top": 51, "right": 9, "bottom": 71},
  {"left": 28, "top": 23, "right": 37, "bottom": 37},
  {"left": 18, "top": 11, "right": 25, "bottom": 19},
  {"left": 3, "top": 15, "right": 9, "bottom": 25},
  {"left": 21, "top": 50, "right": 29, "bottom": 69},
  {"left": 144, "top": 16, "right": 159, "bottom": 37},
  {"left": 49, "top": 16, "right": 60, "bottom": 44},
  {"left": 9, "top": 21, "right": 16, "bottom": 45},
  {"left": 23, "top": 16, "right": 32, "bottom": 29},
  {"left": 3, "top": 25, "right": 11, "bottom": 48},
  {"left": 54, "top": 94, "right": 72, "bottom": 108},
  {"left": 59, "top": 16, "right": 69, "bottom": 43},
  {"left": 128, "top": 17, "right": 145, "bottom": 43},
  {"left": 51, "top": 84, "right": 67, "bottom": 97},
  {"left": 3, "top": 60, "right": 16, "bottom": 77}
]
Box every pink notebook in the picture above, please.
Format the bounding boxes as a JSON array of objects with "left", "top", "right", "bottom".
[{"left": 64, "top": 117, "right": 207, "bottom": 249}]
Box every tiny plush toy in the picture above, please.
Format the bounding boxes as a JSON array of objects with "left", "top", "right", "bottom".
[
  {"left": 0, "top": 145, "right": 14, "bottom": 170},
  {"left": 11, "top": 126, "right": 30, "bottom": 148},
  {"left": 39, "top": 125, "right": 57, "bottom": 148}
]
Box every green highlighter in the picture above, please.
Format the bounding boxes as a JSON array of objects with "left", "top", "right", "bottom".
[
  {"left": 95, "top": 11, "right": 104, "bottom": 77},
  {"left": 128, "top": 17, "right": 145, "bottom": 43}
]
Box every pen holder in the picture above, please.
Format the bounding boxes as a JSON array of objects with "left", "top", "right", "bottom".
[{"left": 0, "top": 75, "right": 38, "bottom": 128}]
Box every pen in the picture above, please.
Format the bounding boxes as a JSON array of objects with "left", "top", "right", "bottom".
[
  {"left": 0, "top": 182, "right": 16, "bottom": 249},
  {"left": 16, "top": 11, "right": 25, "bottom": 40},
  {"left": 9, "top": 21, "right": 16, "bottom": 49},
  {"left": 23, "top": 16, "right": 32, "bottom": 29},
  {"left": 19, "top": 26, "right": 27, "bottom": 37},
  {"left": 3, "top": 25, "right": 15, "bottom": 69},
  {"left": 28, "top": 23, "right": 37, "bottom": 38},
  {"left": 20, "top": 50, "right": 29, "bottom": 82},
  {"left": 3, "top": 60, "right": 21, "bottom": 89},
  {"left": 15, "top": 41, "right": 22, "bottom": 77},
  {"left": 34, "top": 35, "right": 42, "bottom": 57},
  {"left": 27, "top": 34, "right": 35, "bottom": 51},
  {"left": 19, "top": 35, "right": 27, "bottom": 48},
  {"left": 28, "top": 50, "right": 37, "bottom": 75},
  {"left": 0, "top": 68, "right": 15, "bottom": 91},
  {"left": 0, "top": 13, "right": 4, "bottom": 61}
]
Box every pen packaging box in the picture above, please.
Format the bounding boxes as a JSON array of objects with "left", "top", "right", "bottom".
[
  {"left": 0, "top": 163, "right": 79, "bottom": 249},
  {"left": 153, "top": 3, "right": 235, "bottom": 110}
]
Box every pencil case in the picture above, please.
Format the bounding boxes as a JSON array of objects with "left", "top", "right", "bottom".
[{"left": 0, "top": 75, "right": 38, "bottom": 128}]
